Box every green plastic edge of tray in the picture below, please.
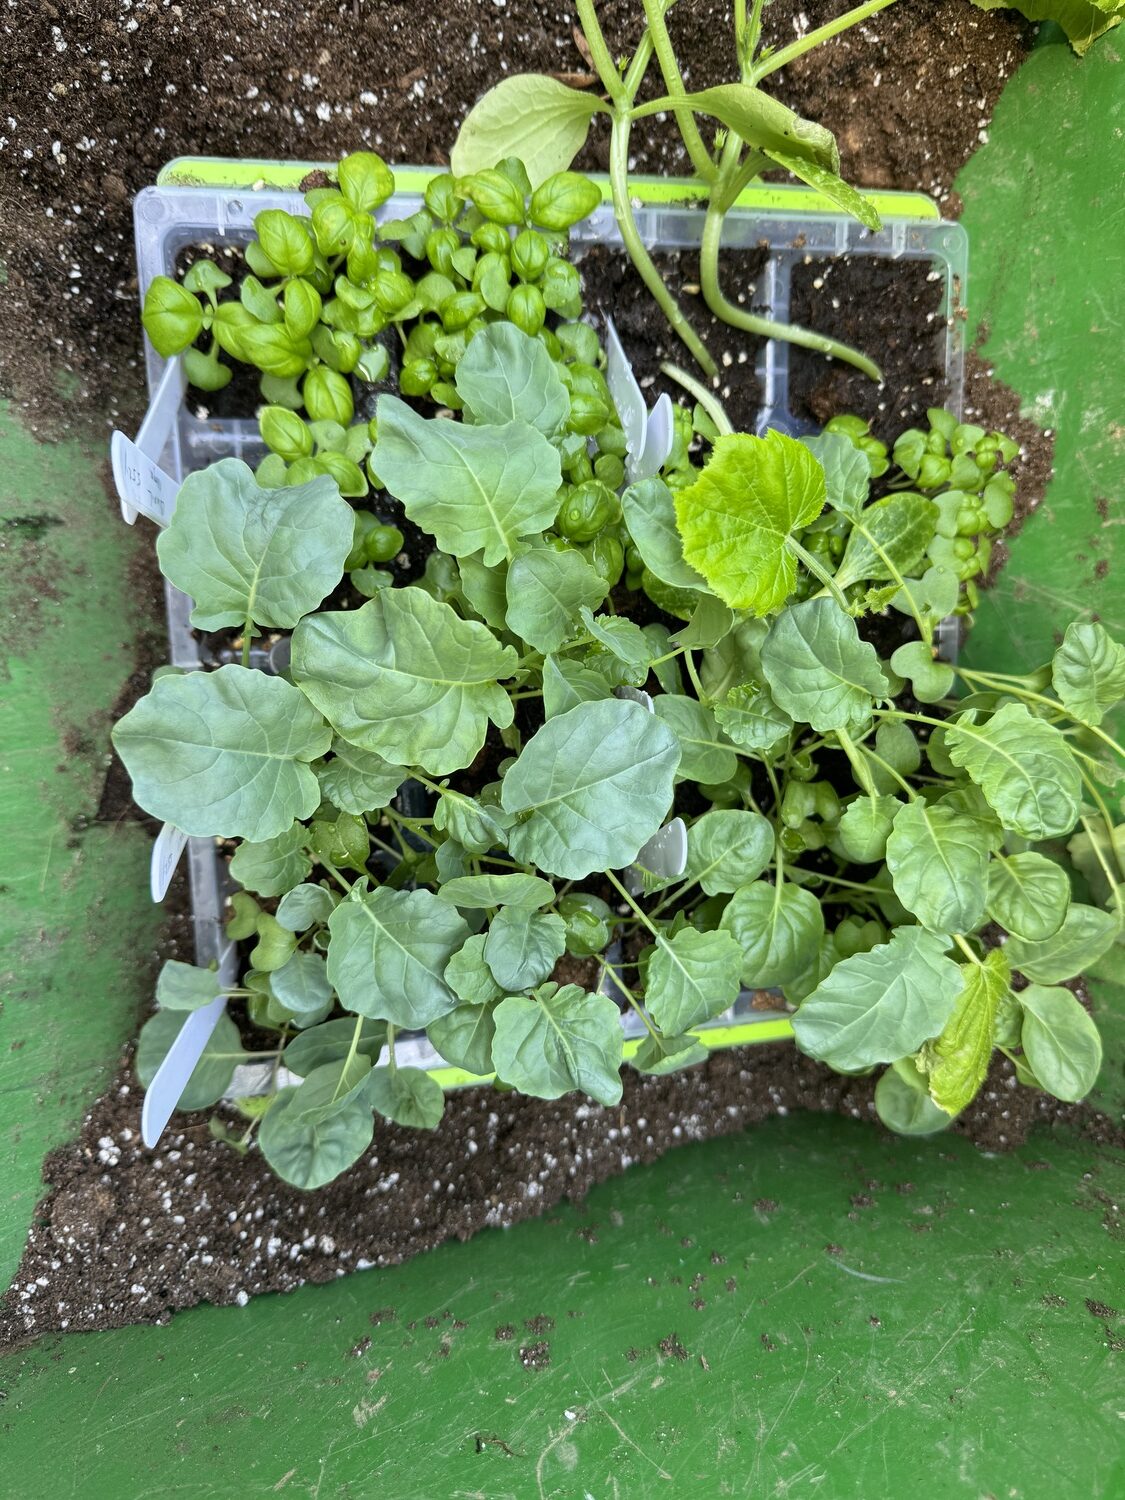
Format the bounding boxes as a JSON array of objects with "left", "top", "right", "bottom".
[
  {"left": 155, "top": 156, "right": 941, "bottom": 221},
  {"left": 428, "top": 1015, "right": 796, "bottom": 1089},
  {"left": 149, "top": 153, "right": 848, "bottom": 1079}
]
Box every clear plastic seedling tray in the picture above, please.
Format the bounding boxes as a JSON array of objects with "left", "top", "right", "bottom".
[{"left": 124, "top": 159, "right": 967, "bottom": 1110}]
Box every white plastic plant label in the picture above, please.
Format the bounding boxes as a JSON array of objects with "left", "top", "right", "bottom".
[
  {"left": 149, "top": 822, "right": 188, "bottom": 902},
  {"left": 110, "top": 354, "right": 185, "bottom": 525},
  {"left": 615, "top": 684, "right": 654, "bottom": 712},
  {"left": 141, "top": 993, "right": 228, "bottom": 1148},
  {"left": 604, "top": 318, "right": 675, "bottom": 483},
  {"left": 635, "top": 816, "right": 688, "bottom": 880}
]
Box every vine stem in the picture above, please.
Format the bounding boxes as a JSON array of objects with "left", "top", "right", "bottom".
[
  {"left": 659, "top": 361, "right": 733, "bottom": 434},
  {"left": 608, "top": 113, "right": 718, "bottom": 377},
  {"left": 600, "top": 956, "right": 662, "bottom": 1043},
  {"left": 640, "top": 0, "right": 717, "bottom": 182},
  {"left": 605, "top": 867, "right": 661, "bottom": 940},
  {"left": 574, "top": 0, "right": 628, "bottom": 106},
  {"left": 785, "top": 536, "right": 852, "bottom": 614}
]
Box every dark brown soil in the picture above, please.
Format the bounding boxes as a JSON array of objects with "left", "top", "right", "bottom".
[
  {"left": 0, "top": 0, "right": 1029, "bottom": 438},
  {"left": 579, "top": 246, "right": 767, "bottom": 436},
  {"left": 788, "top": 257, "right": 948, "bottom": 438},
  {"left": 4, "top": 1040, "right": 1118, "bottom": 1343}
]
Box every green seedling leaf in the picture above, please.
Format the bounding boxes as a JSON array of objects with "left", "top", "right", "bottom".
[
  {"left": 630, "top": 1031, "right": 709, "bottom": 1076},
  {"left": 456, "top": 322, "right": 569, "bottom": 435},
  {"left": 653, "top": 695, "right": 739, "bottom": 785},
  {"left": 944, "top": 702, "right": 1083, "bottom": 839},
  {"left": 249, "top": 912, "right": 298, "bottom": 973},
  {"left": 1051, "top": 621, "right": 1125, "bottom": 725},
  {"left": 142, "top": 275, "right": 204, "bottom": 355},
  {"left": 801, "top": 432, "right": 870, "bottom": 519},
  {"left": 113, "top": 665, "right": 330, "bottom": 842},
  {"left": 686, "top": 809, "right": 774, "bottom": 896},
  {"left": 760, "top": 597, "right": 889, "bottom": 733},
  {"left": 621, "top": 477, "right": 709, "bottom": 594},
  {"left": 579, "top": 607, "right": 654, "bottom": 668},
  {"left": 645, "top": 927, "right": 743, "bottom": 1033},
  {"left": 674, "top": 431, "right": 825, "bottom": 613},
  {"left": 433, "top": 789, "right": 513, "bottom": 855},
  {"left": 792, "top": 927, "right": 963, "bottom": 1072},
  {"left": 541, "top": 655, "right": 612, "bottom": 718},
  {"left": 836, "top": 795, "right": 900, "bottom": 863},
  {"left": 492, "top": 984, "right": 624, "bottom": 1105},
  {"left": 501, "top": 699, "right": 681, "bottom": 879},
  {"left": 276, "top": 882, "right": 337, "bottom": 932},
  {"left": 428, "top": 1000, "right": 499, "bottom": 1075},
  {"left": 764, "top": 151, "right": 881, "bottom": 231},
  {"left": 314, "top": 740, "right": 404, "bottom": 816},
  {"left": 505, "top": 543, "right": 608, "bottom": 653},
  {"left": 270, "top": 951, "right": 334, "bottom": 1025},
  {"left": 229, "top": 824, "right": 311, "bottom": 898},
  {"left": 720, "top": 880, "right": 824, "bottom": 987},
  {"left": 924, "top": 949, "right": 1010, "bottom": 1116},
  {"left": 833, "top": 493, "right": 938, "bottom": 591},
  {"left": 444, "top": 935, "right": 504, "bottom": 1006},
  {"left": 684, "top": 84, "right": 838, "bottom": 170},
  {"left": 283, "top": 1017, "right": 386, "bottom": 1077},
  {"left": 1018, "top": 984, "right": 1103, "bottom": 1100},
  {"left": 875, "top": 1060, "right": 953, "bottom": 1136},
  {"left": 337, "top": 150, "right": 394, "bottom": 211},
  {"left": 711, "top": 681, "right": 792, "bottom": 754},
  {"left": 368, "top": 1066, "right": 445, "bottom": 1129},
  {"left": 1005, "top": 903, "right": 1119, "bottom": 984},
  {"left": 155, "top": 960, "right": 223, "bottom": 1011},
  {"left": 374, "top": 395, "right": 562, "bottom": 565},
  {"left": 439, "top": 874, "right": 555, "bottom": 910},
  {"left": 890, "top": 566, "right": 960, "bottom": 622},
  {"left": 528, "top": 171, "right": 601, "bottom": 229},
  {"left": 986, "top": 852, "right": 1071, "bottom": 941},
  {"left": 451, "top": 74, "right": 604, "bottom": 187},
  {"left": 327, "top": 887, "right": 469, "bottom": 1027},
  {"left": 259, "top": 1084, "right": 373, "bottom": 1190},
  {"left": 136, "top": 1010, "right": 246, "bottom": 1110},
  {"left": 458, "top": 551, "right": 510, "bottom": 630},
  {"left": 890, "top": 641, "right": 955, "bottom": 703},
  {"left": 292, "top": 587, "right": 517, "bottom": 776},
  {"left": 885, "top": 800, "right": 990, "bottom": 934},
  {"left": 484, "top": 907, "right": 567, "bottom": 991},
  {"left": 675, "top": 594, "right": 737, "bottom": 651}
]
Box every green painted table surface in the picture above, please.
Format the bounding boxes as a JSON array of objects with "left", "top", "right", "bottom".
[{"left": 2, "top": 25, "right": 1122, "bottom": 1499}]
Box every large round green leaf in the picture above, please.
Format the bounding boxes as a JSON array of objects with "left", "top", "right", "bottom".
[
  {"left": 1004, "top": 903, "right": 1119, "bottom": 984},
  {"left": 501, "top": 699, "right": 681, "bottom": 879},
  {"left": 645, "top": 928, "right": 743, "bottom": 1034},
  {"left": 720, "top": 880, "right": 824, "bottom": 987},
  {"left": 455, "top": 322, "right": 570, "bottom": 435},
  {"left": 505, "top": 543, "right": 608, "bottom": 653},
  {"left": 112, "top": 665, "right": 331, "bottom": 841},
  {"left": 1018, "top": 984, "right": 1103, "bottom": 1102},
  {"left": 621, "top": 477, "right": 709, "bottom": 593},
  {"left": 373, "top": 395, "right": 562, "bottom": 565},
  {"left": 156, "top": 458, "right": 353, "bottom": 630},
  {"left": 836, "top": 795, "right": 900, "bottom": 864},
  {"left": 314, "top": 740, "right": 404, "bottom": 816},
  {"left": 259, "top": 1084, "right": 373, "bottom": 1190},
  {"left": 484, "top": 908, "right": 566, "bottom": 991},
  {"left": 653, "top": 695, "right": 738, "bottom": 785},
  {"left": 1051, "top": 620, "right": 1125, "bottom": 726},
  {"left": 437, "top": 874, "right": 555, "bottom": 910},
  {"left": 986, "top": 852, "right": 1071, "bottom": 941},
  {"left": 885, "top": 800, "right": 990, "bottom": 934},
  {"left": 685, "top": 810, "right": 774, "bottom": 896},
  {"left": 874, "top": 1061, "right": 952, "bottom": 1136},
  {"left": 367, "top": 1066, "right": 445, "bottom": 1129},
  {"left": 760, "top": 597, "right": 889, "bottom": 733},
  {"left": 228, "top": 824, "right": 311, "bottom": 897},
  {"left": 491, "top": 984, "right": 624, "bottom": 1105},
  {"left": 427, "top": 1001, "right": 498, "bottom": 1075},
  {"left": 944, "top": 702, "right": 1082, "bottom": 840},
  {"left": 792, "top": 927, "right": 963, "bottom": 1072},
  {"left": 292, "top": 587, "right": 517, "bottom": 775},
  {"left": 327, "top": 887, "right": 469, "bottom": 1027}
]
